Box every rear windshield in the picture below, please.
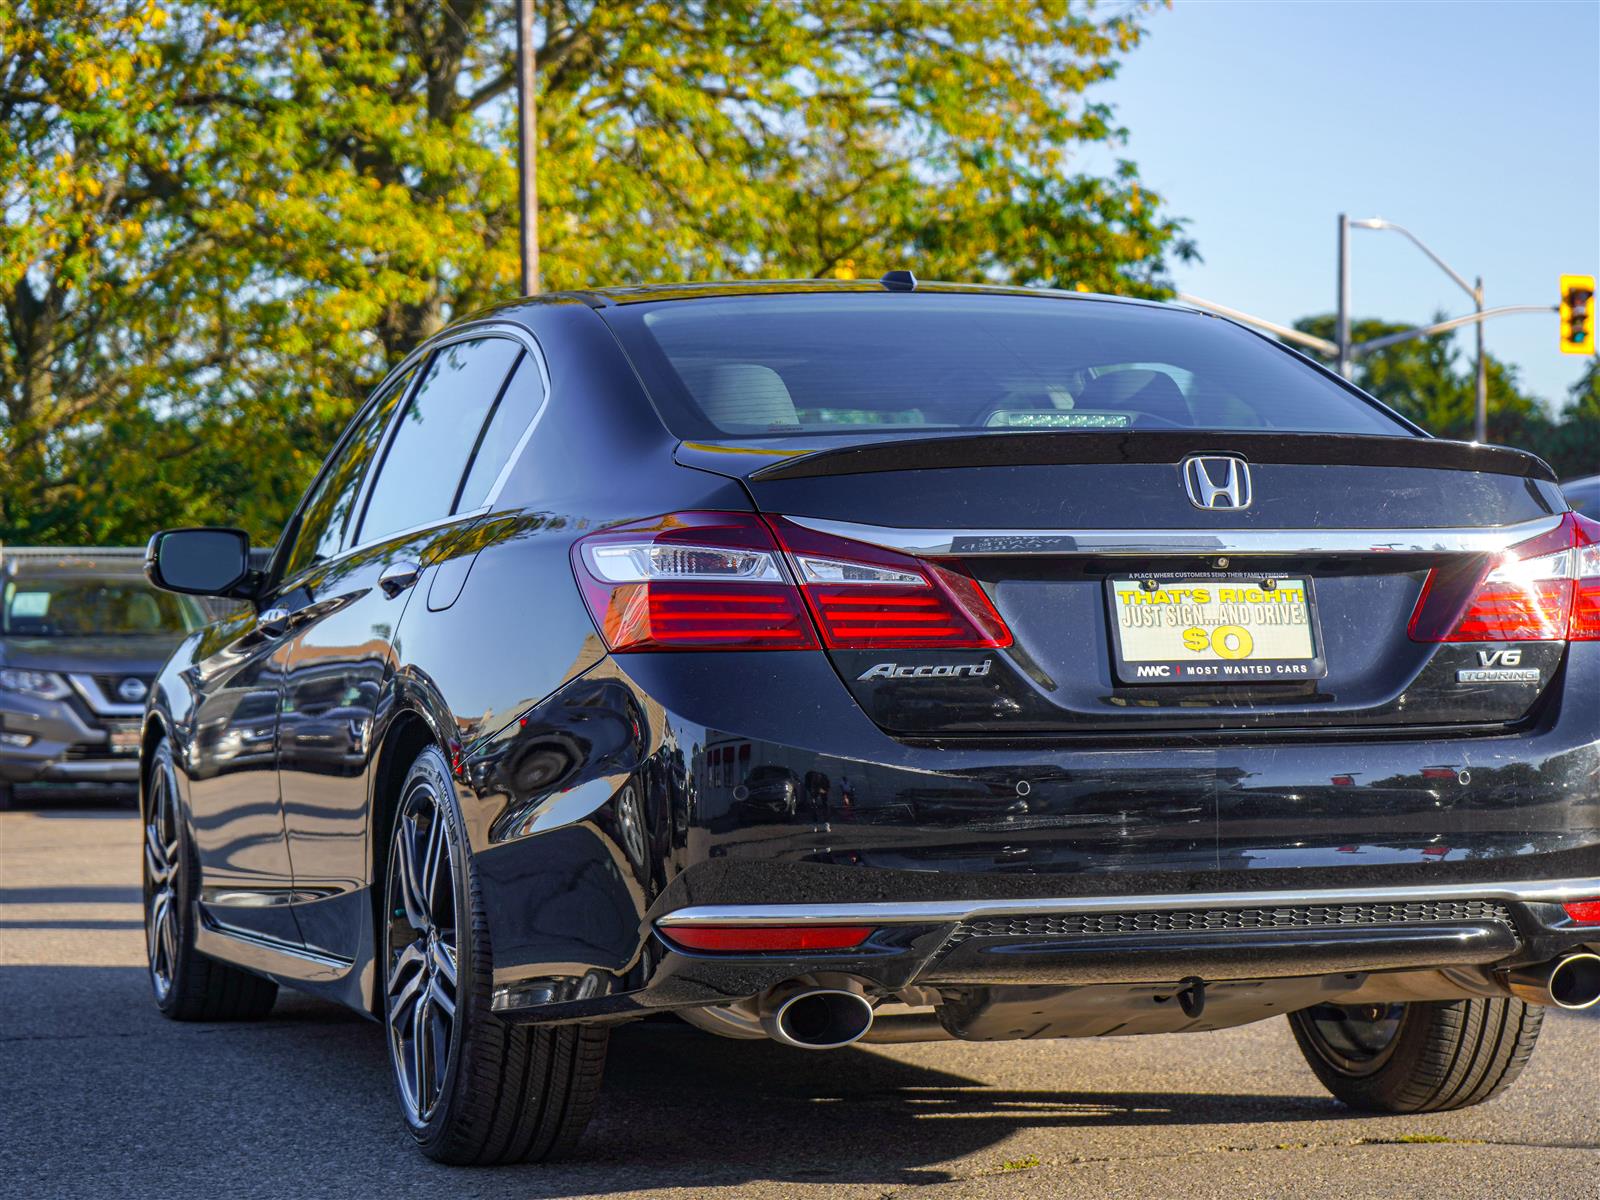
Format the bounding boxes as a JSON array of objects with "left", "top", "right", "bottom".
[
  {"left": 604, "top": 292, "right": 1412, "bottom": 440},
  {"left": 1, "top": 576, "right": 206, "bottom": 637}
]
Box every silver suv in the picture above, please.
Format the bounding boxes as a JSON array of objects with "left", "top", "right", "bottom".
[{"left": 0, "top": 548, "right": 212, "bottom": 807}]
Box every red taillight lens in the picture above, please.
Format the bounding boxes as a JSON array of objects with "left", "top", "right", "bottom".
[
  {"left": 1409, "top": 512, "right": 1600, "bottom": 643},
  {"left": 767, "top": 517, "right": 1012, "bottom": 650},
  {"left": 573, "top": 511, "right": 1013, "bottom": 653},
  {"left": 572, "top": 512, "right": 817, "bottom": 652},
  {"left": 1564, "top": 900, "right": 1600, "bottom": 925},
  {"left": 661, "top": 925, "right": 874, "bottom": 952}
]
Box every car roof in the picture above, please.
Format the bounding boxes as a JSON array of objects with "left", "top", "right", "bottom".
[
  {"left": 581, "top": 278, "right": 1173, "bottom": 309},
  {"left": 458, "top": 278, "right": 1187, "bottom": 326},
  {"left": 0, "top": 547, "right": 147, "bottom": 579}
]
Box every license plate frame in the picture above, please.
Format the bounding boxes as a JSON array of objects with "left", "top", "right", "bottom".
[
  {"left": 107, "top": 722, "right": 141, "bottom": 755},
  {"left": 1105, "top": 573, "right": 1328, "bottom": 685}
]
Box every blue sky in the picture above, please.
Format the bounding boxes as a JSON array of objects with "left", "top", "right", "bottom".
[{"left": 1091, "top": 0, "right": 1599, "bottom": 409}]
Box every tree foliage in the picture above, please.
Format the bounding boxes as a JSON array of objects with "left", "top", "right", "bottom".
[
  {"left": 1288, "top": 314, "right": 1598, "bottom": 479},
  {"left": 2, "top": 0, "right": 1195, "bottom": 545}
]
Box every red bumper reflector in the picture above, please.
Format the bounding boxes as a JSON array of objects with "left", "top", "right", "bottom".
[
  {"left": 1563, "top": 900, "right": 1600, "bottom": 925},
  {"left": 661, "top": 925, "right": 874, "bottom": 953}
]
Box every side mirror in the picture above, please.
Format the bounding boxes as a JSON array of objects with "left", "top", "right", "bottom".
[{"left": 145, "top": 528, "right": 256, "bottom": 598}]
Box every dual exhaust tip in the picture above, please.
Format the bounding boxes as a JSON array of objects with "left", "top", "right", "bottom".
[
  {"left": 1502, "top": 952, "right": 1600, "bottom": 1011},
  {"left": 751, "top": 953, "right": 1600, "bottom": 1049}
]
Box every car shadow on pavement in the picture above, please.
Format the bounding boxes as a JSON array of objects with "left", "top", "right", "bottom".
[{"left": 0, "top": 961, "right": 1355, "bottom": 1198}]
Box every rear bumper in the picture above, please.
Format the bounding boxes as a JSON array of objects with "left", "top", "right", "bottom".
[
  {"left": 460, "top": 651, "right": 1600, "bottom": 1021},
  {"left": 490, "top": 879, "right": 1600, "bottom": 1021}
]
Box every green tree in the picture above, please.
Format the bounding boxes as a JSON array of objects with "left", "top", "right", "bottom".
[
  {"left": 2, "top": 0, "right": 1196, "bottom": 546},
  {"left": 1284, "top": 313, "right": 1599, "bottom": 477},
  {"left": 1286, "top": 313, "right": 1542, "bottom": 438},
  {"left": 1542, "top": 359, "right": 1600, "bottom": 479}
]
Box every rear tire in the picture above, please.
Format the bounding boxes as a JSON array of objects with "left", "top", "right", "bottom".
[
  {"left": 144, "top": 739, "right": 278, "bottom": 1021},
  {"left": 382, "top": 745, "right": 608, "bottom": 1165},
  {"left": 1289, "top": 997, "right": 1543, "bottom": 1113}
]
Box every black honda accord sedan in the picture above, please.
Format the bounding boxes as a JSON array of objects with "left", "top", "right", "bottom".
[{"left": 141, "top": 277, "right": 1600, "bottom": 1164}]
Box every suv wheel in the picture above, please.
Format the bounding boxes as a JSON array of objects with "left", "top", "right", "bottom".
[
  {"left": 144, "top": 738, "right": 278, "bottom": 1020},
  {"left": 381, "top": 745, "right": 608, "bottom": 1164},
  {"left": 1289, "top": 997, "right": 1543, "bottom": 1112}
]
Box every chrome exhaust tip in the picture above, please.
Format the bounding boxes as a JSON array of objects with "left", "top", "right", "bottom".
[
  {"left": 1502, "top": 952, "right": 1600, "bottom": 1010},
  {"left": 760, "top": 984, "right": 875, "bottom": 1049}
]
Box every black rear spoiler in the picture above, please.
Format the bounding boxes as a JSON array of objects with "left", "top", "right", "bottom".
[{"left": 671, "top": 431, "right": 1557, "bottom": 483}]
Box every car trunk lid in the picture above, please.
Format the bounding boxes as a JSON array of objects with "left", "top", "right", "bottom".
[{"left": 680, "top": 430, "right": 1572, "bottom": 736}]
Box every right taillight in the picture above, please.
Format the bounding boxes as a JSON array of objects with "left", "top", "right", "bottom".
[{"left": 1409, "top": 511, "right": 1600, "bottom": 643}]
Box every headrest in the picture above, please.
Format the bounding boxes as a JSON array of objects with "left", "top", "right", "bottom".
[
  {"left": 1076, "top": 369, "right": 1190, "bottom": 424},
  {"left": 699, "top": 363, "right": 800, "bottom": 430}
]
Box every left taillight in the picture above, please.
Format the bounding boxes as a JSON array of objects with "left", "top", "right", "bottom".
[
  {"left": 1409, "top": 512, "right": 1600, "bottom": 643},
  {"left": 767, "top": 516, "right": 1012, "bottom": 650},
  {"left": 572, "top": 511, "right": 818, "bottom": 652},
  {"left": 572, "top": 511, "right": 1013, "bottom": 653}
]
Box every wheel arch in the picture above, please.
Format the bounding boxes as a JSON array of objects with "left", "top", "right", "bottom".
[
  {"left": 364, "top": 704, "right": 442, "bottom": 1010},
  {"left": 139, "top": 711, "right": 171, "bottom": 823}
]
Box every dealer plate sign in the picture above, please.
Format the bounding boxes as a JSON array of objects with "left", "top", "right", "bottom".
[{"left": 1107, "top": 575, "right": 1327, "bottom": 684}]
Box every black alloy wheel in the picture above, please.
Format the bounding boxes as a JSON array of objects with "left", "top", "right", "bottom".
[
  {"left": 142, "top": 738, "right": 278, "bottom": 1021},
  {"left": 1289, "top": 997, "right": 1543, "bottom": 1112},
  {"left": 1294, "top": 1002, "right": 1407, "bottom": 1076},
  {"left": 142, "top": 753, "right": 183, "bottom": 1004},
  {"left": 384, "top": 773, "right": 462, "bottom": 1127},
  {"left": 380, "top": 744, "right": 609, "bottom": 1164}
]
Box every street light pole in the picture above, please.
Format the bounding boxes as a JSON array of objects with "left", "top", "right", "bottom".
[
  {"left": 515, "top": 0, "right": 539, "bottom": 295},
  {"left": 1474, "top": 276, "right": 1487, "bottom": 442},
  {"left": 1348, "top": 219, "right": 1484, "bottom": 438},
  {"left": 1336, "top": 213, "right": 1351, "bottom": 379}
]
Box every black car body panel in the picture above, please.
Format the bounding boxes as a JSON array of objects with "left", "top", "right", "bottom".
[{"left": 141, "top": 282, "right": 1599, "bottom": 1045}]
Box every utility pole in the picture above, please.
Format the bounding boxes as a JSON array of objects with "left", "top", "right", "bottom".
[
  {"left": 1336, "top": 213, "right": 1351, "bottom": 379},
  {"left": 1473, "top": 276, "right": 1487, "bottom": 442},
  {"left": 515, "top": 0, "right": 539, "bottom": 295}
]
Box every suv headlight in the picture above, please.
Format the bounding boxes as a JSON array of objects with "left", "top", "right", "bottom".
[{"left": 0, "top": 668, "right": 72, "bottom": 700}]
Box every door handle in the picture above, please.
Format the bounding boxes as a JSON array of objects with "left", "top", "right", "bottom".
[
  {"left": 378, "top": 561, "right": 421, "bottom": 599},
  {"left": 257, "top": 607, "right": 292, "bottom": 637}
]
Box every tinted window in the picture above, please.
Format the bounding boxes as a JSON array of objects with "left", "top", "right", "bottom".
[
  {"left": 604, "top": 293, "right": 1411, "bottom": 439},
  {"left": 357, "top": 338, "right": 522, "bottom": 542},
  {"left": 281, "top": 368, "right": 415, "bottom": 580},
  {"left": 2, "top": 577, "right": 205, "bottom": 637},
  {"left": 456, "top": 353, "right": 544, "bottom": 510}
]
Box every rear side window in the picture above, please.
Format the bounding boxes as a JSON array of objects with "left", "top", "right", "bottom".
[
  {"left": 281, "top": 366, "right": 415, "bottom": 581},
  {"left": 356, "top": 337, "right": 522, "bottom": 542},
  {"left": 604, "top": 293, "right": 1411, "bottom": 439},
  {"left": 455, "top": 353, "right": 546, "bottom": 511}
]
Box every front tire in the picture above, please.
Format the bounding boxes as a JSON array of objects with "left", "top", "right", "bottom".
[
  {"left": 143, "top": 739, "right": 278, "bottom": 1020},
  {"left": 1289, "top": 997, "right": 1543, "bottom": 1113},
  {"left": 381, "top": 745, "right": 608, "bottom": 1165}
]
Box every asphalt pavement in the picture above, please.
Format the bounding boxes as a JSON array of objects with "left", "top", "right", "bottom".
[{"left": 2, "top": 804, "right": 1594, "bottom": 1199}]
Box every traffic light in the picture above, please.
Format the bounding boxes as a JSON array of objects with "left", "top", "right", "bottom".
[{"left": 1560, "top": 274, "right": 1595, "bottom": 355}]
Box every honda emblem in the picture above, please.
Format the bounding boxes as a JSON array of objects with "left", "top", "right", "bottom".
[{"left": 1182, "top": 455, "right": 1252, "bottom": 510}]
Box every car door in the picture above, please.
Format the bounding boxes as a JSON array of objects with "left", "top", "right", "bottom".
[
  {"left": 276, "top": 332, "right": 528, "bottom": 962},
  {"left": 183, "top": 367, "right": 414, "bottom": 946},
  {"left": 181, "top": 610, "right": 299, "bottom": 945}
]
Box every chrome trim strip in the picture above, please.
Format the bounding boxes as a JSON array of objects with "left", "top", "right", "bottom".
[
  {"left": 65, "top": 673, "right": 144, "bottom": 717},
  {"left": 198, "top": 909, "right": 352, "bottom": 970},
  {"left": 786, "top": 514, "right": 1563, "bottom": 558},
  {"left": 655, "top": 877, "right": 1600, "bottom": 928}
]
